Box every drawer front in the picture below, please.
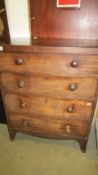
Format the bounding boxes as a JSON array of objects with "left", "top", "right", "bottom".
[
  {"left": 4, "top": 94, "right": 93, "bottom": 121},
  {"left": 8, "top": 113, "right": 89, "bottom": 139},
  {"left": 1, "top": 73, "right": 97, "bottom": 99},
  {"left": 0, "top": 53, "right": 98, "bottom": 77}
]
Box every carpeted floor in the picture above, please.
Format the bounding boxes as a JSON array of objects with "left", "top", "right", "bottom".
[{"left": 0, "top": 124, "right": 98, "bottom": 175}]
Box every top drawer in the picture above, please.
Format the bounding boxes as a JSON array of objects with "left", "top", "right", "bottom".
[{"left": 1, "top": 53, "right": 98, "bottom": 77}]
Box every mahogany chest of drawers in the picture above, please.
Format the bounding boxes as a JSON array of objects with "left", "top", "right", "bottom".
[
  {"left": 1, "top": 0, "right": 98, "bottom": 153},
  {"left": 0, "top": 45, "right": 98, "bottom": 152}
]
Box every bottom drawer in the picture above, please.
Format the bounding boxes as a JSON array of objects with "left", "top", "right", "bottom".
[{"left": 8, "top": 113, "right": 89, "bottom": 139}]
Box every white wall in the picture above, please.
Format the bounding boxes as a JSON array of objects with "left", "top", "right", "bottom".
[{"left": 5, "top": 0, "right": 31, "bottom": 45}]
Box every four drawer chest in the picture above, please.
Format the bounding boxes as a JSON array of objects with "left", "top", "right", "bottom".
[
  {"left": 0, "top": 45, "right": 98, "bottom": 152},
  {"left": 1, "top": 0, "right": 98, "bottom": 152}
]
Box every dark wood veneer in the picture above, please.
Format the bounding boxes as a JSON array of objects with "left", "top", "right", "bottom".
[{"left": 30, "top": 0, "right": 98, "bottom": 40}]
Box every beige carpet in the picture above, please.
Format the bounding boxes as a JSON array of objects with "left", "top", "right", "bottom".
[{"left": 0, "top": 124, "right": 98, "bottom": 175}]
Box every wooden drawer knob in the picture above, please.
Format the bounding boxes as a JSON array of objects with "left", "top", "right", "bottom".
[
  {"left": 15, "top": 58, "right": 23, "bottom": 65},
  {"left": 65, "top": 125, "right": 71, "bottom": 133},
  {"left": 67, "top": 106, "right": 74, "bottom": 113},
  {"left": 20, "top": 102, "right": 27, "bottom": 108},
  {"left": 69, "top": 83, "right": 77, "bottom": 91},
  {"left": 17, "top": 80, "right": 25, "bottom": 88},
  {"left": 22, "top": 120, "right": 31, "bottom": 128},
  {"left": 71, "top": 61, "right": 79, "bottom": 68}
]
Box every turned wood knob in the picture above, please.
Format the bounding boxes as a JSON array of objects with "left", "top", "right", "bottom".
[
  {"left": 22, "top": 120, "right": 31, "bottom": 127},
  {"left": 20, "top": 101, "right": 27, "bottom": 108},
  {"left": 69, "top": 83, "right": 77, "bottom": 91},
  {"left": 65, "top": 125, "right": 71, "bottom": 133},
  {"left": 17, "top": 80, "right": 25, "bottom": 88},
  {"left": 67, "top": 106, "right": 74, "bottom": 113},
  {"left": 15, "top": 58, "right": 23, "bottom": 65},
  {"left": 71, "top": 60, "right": 79, "bottom": 68}
]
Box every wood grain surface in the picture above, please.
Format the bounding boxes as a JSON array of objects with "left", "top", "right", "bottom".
[
  {"left": 1, "top": 53, "right": 98, "bottom": 77},
  {"left": 3, "top": 93, "right": 93, "bottom": 121},
  {"left": 8, "top": 113, "right": 89, "bottom": 139},
  {"left": 1, "top": 73, "right": 97, "bottom": 100}
]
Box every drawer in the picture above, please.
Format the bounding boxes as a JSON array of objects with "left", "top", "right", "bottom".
[
  {"left": 1, "top": 53, "right": 98, "bottom": 77},
  {"left": 8, "top": 113, "right": 89, "bottom": 139},
  {"left": 1, "top": 73, "right": 97, "bottom": 99},
  {"left": 4, "top": 94, "right": 93, "bottom": 121}
]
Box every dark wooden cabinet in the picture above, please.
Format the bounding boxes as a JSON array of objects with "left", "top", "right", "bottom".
[
  {"left": 30, "top": 0, "right": 98, "bottom": 47},
  {"left": 0, "top": 45, "right": 98, "bottom": 152},
  {"left": 0, "top": 0, "right": 98, "bottom": 152}
]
